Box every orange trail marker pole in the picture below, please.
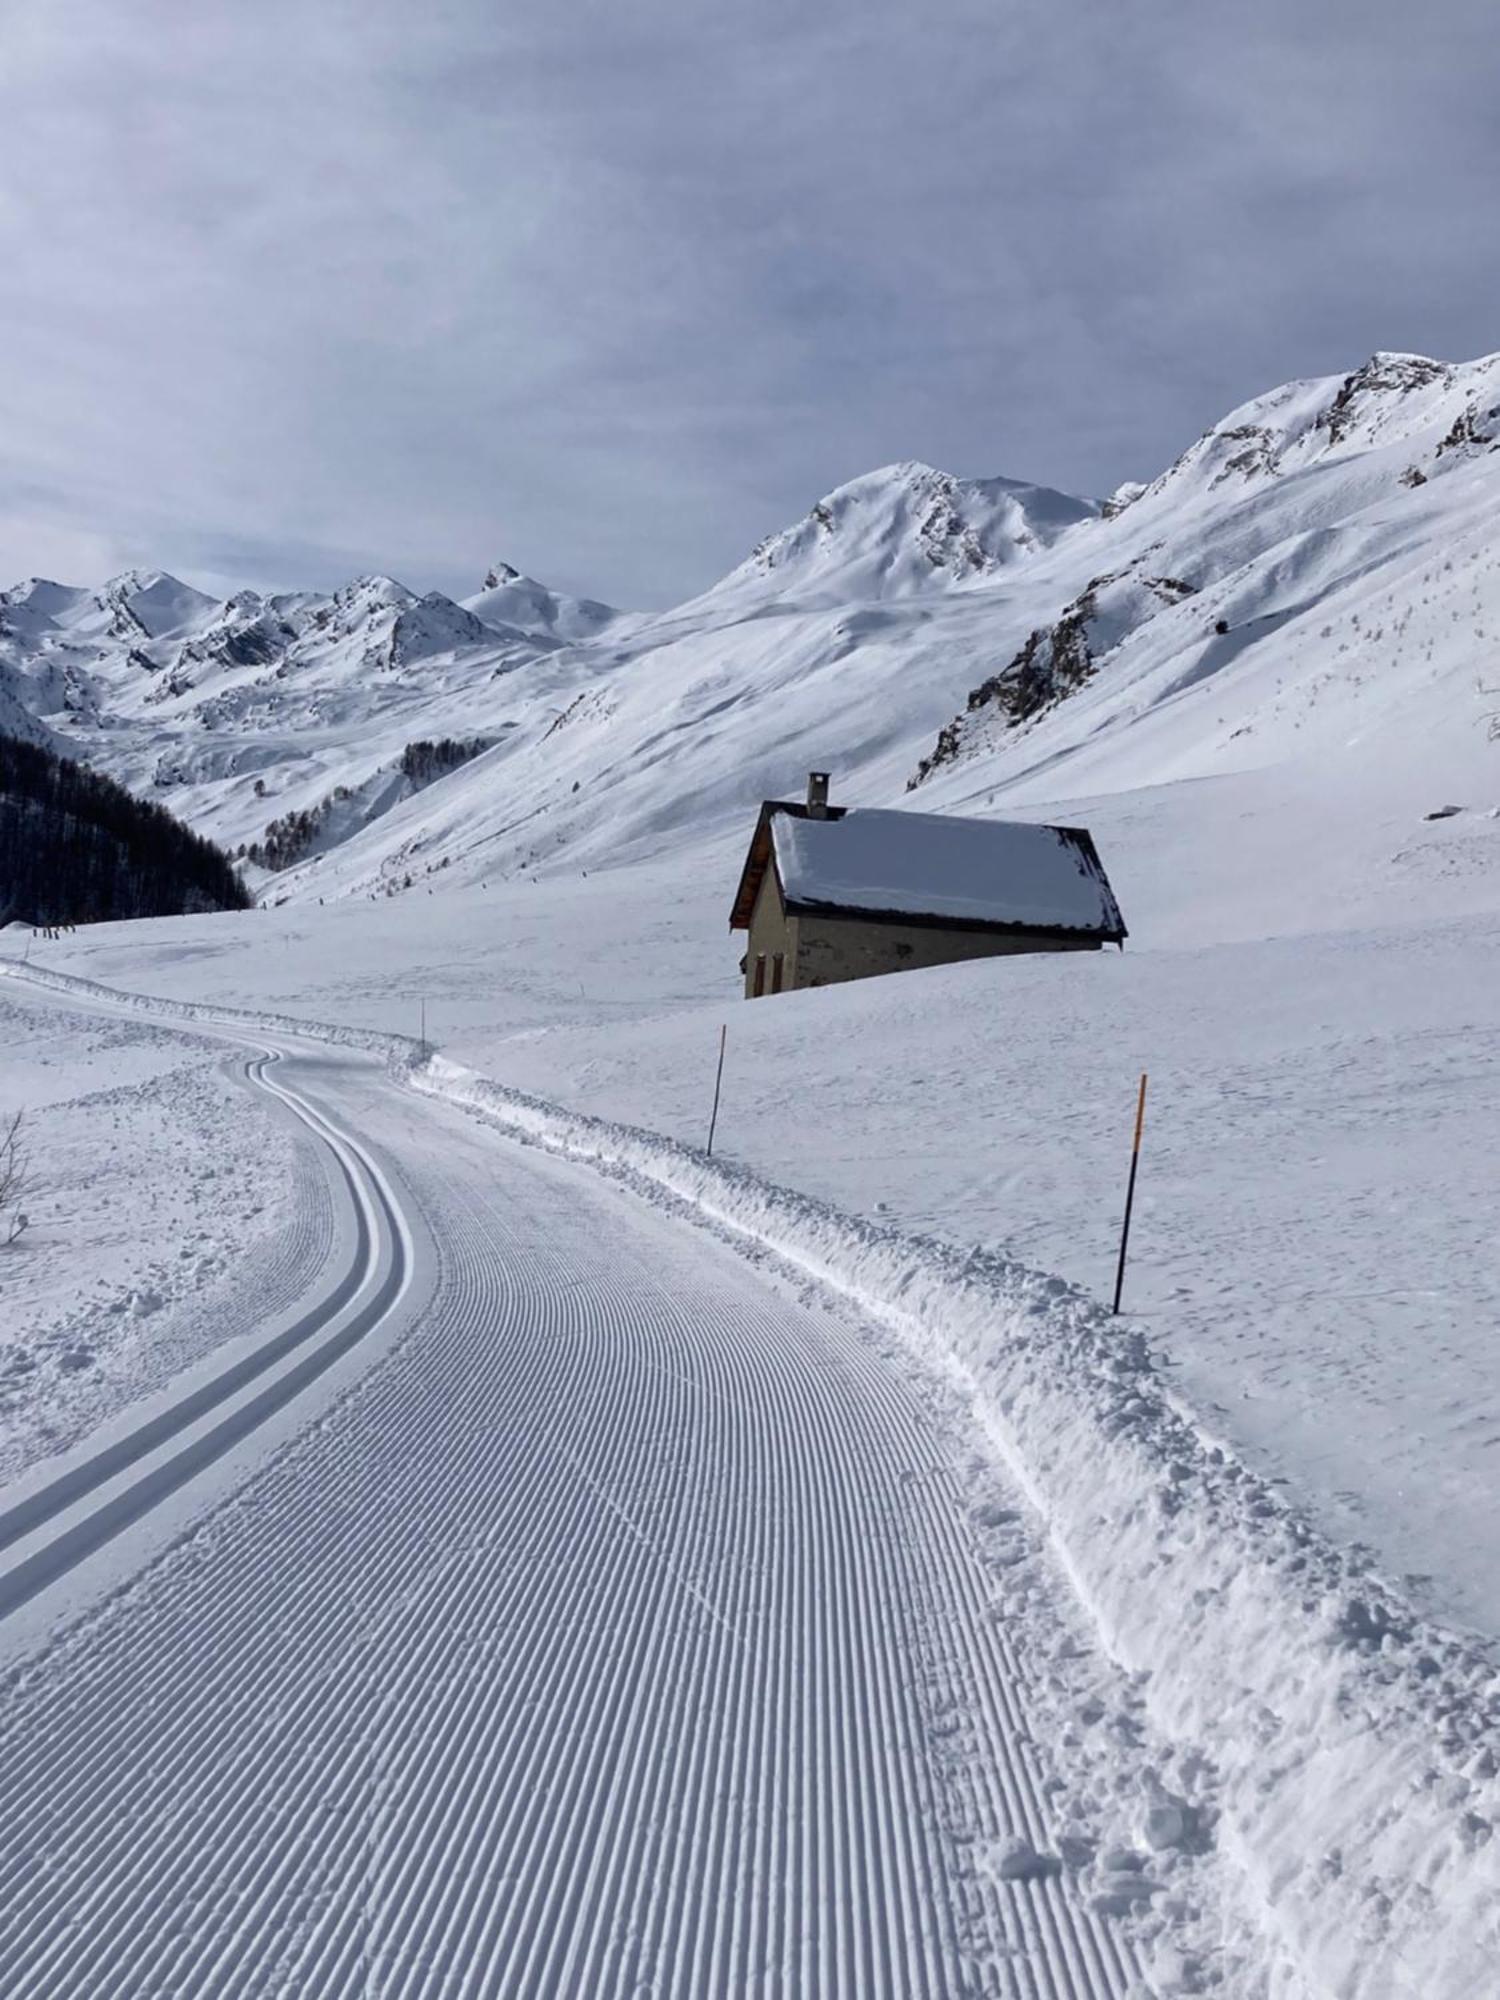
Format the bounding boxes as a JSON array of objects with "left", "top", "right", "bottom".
[
  {"left": 1112, "top": 1072, "right": 1149, "bottom": 1315},
  {"left": 706, "top": 1024, "right": 728, "bottom": 1156}
]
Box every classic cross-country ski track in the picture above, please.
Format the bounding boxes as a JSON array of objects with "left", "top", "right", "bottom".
[
  {"left": 0, "top": 1046, "right": 412, "bottom": 1623},
  {"left": 0, "top": 977, "right": 1142, "bottom": 1999}
]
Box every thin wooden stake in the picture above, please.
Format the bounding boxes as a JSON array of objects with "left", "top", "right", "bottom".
[
  {"left": 706, "top": 1024, "right": 728, "bottom": 1156},
  {"left": 1112, "top": 1072, "right": 1149, "bottom": 1315}
]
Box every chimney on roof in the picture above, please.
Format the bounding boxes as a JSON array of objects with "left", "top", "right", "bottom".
[{"left": 806, "top": 770, "right": 831, "bottom": 819}]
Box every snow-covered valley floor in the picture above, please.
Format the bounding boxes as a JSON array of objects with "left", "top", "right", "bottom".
[
  {"left": 21, "top": 854, "right": 1498, "bottom": 1645},
  {"left": 3, "top": 849, "right": 1497, "bottom": 1995},
  {"left": 0, "top": 979, "right": 1247, "bottom": 1999},
  {"left": 475, "top": 912, "right": 1500, "bottom": 1650}
]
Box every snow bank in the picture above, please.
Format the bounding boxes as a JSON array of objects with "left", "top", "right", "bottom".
[
  {"left": 5, "top": 957, "right": 1495, "bottom": 1995},
  {"left": 0, "top": 959, "right": 417, "bottom": 1062}
]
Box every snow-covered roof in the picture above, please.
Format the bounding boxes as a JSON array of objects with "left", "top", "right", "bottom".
[{"left": 769, "top": 806, "right": 1125, "bottom": 936}]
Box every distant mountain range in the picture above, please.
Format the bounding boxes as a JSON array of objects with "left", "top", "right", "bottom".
[{"left": 4, "top": 348, "right": 1498, "bottom": 917}]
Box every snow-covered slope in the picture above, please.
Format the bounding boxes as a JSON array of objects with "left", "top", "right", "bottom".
[
  {"left": 681, "top": 461, "right": 1099, "bottom": 611},
  {"left": 461, "top": 561, "right": 620, "bottom": 643},
  {"left": 0, "top": 665, "right": 56, "bottom": 748},
  {"left": 5, "top": 350, "right": 1499, "bottom": 938},
  {"left": 256, "top": 350, "right": 1500, "bottom": 937},
  {"left": 910, "top": 350, "right": 1500, "bottom": 796},
  {"left": 0, "top": 564, "right": 564, "bottom": 859}
]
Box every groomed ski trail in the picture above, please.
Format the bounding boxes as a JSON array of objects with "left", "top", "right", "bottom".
[
  {"left": 0, "top": 1047, "right": 413, "bottom": 1621},
  {"left": 0, "top": 1021, "right": 1139, "bottom": 1998}
]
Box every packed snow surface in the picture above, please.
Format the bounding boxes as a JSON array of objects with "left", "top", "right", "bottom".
[{"left": 773, "top": 807, "right": 1125, "bottom": 932}]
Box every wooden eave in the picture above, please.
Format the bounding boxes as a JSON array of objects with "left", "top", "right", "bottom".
[{"left": 780, "top": 897, "right": 1125, "bottom": 943}]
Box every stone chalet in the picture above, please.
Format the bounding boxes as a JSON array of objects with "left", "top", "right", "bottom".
[{"left": 729, "top": 773, "right": 1127, "bottom": 997}]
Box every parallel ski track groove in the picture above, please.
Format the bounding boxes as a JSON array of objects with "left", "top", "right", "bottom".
[
  {"left": 0, "top": 1057, "right": 1135, "bottom": 1998},
  {"left": 1, "top": 1049, "right": 335, "bottom": 1496},
  {"left": 0, "top": 1054, "right": 406, "bottom": 1619}
]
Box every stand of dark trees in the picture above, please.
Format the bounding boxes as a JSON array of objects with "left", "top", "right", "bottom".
[
  {"left": 0, "top": 732, "right": 251, "bottom": 927},
  {"left": 244, "top": 737, "right": 491, "bottom": 873},
  {"left": 245, "top": 797, "right": 345, "bottom": 872},
  {"left": 398, "top": 736, "right": 490, "bottom": 786}
]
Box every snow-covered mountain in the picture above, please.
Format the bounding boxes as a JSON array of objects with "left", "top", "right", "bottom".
[
  {"left": 678, "top": 462, "right": 1098, "bottom": 613},
  {"left": 250, "top": 348, "right": 1500, "bottom": 936},
  {"left": 5, "top": 349, "right": 1499, "bottom": 932},
  {"left": 0, "top": 663, "right": 57, "bottom": 749},
  {"left": 909, "top": 350, "right": 1500, "bottom": 792},
  {"left": 0, "top": 563, "right": 568, "bottom": 863},
  {"left": 461, "top": 562, "right": 620, "bottom": 644}
]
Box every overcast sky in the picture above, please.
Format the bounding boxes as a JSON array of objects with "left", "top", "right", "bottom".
[{"left": 1, "top": 1, "right": 1495, "bottom": 607}]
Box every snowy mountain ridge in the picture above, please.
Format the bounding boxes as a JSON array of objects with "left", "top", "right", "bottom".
[
  {"left": 0, "top": 559, "right": 602, "bottom": 863},
  {"left": 462, "top": 562, "right": 621, "bottom": 643},
  {"left": 4, "top": 347, "right": 1500, "bottom": 932},
  {"left": 690, "top": 461, "right": 1099, "bottom": 611},
  {"left": 908, "top": 346, "right": 1500, "bottom": 800},
  {"left": 255, "top": 344, "right": 1499, "bottom": 933}
]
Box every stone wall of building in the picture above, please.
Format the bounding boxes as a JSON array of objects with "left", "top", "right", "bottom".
[{"left": 792, "top": 911, "right": 1099, "bottom": 989}]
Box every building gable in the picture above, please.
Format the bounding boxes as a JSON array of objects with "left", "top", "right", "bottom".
[{"left": 728, "top": 797, "right": 849, "bottom": 930}]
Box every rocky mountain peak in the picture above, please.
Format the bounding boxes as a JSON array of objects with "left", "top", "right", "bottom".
[{"left": 714, "top": 460, "right": 1096, "bottom": 610}]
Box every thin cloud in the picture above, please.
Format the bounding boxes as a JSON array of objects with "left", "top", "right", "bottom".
[{"left": 0, "top": 0, "right": 1495, "bottom": 606}]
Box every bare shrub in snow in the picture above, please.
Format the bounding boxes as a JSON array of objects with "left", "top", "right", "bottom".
[{"left": 0, "top": 1110, "right": 31, "bottom": 1246}]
